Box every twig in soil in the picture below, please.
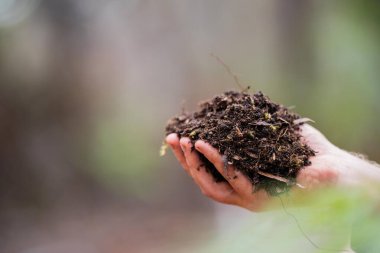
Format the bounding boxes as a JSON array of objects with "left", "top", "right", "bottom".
[
  {"left": 257, "top": 171, "right": 305, "bottom": 189},
  {"left": 257, "top": 171, "right": 289, "bottom": 184},
  {"left": 293, "top": 117, "right": 315, "bottom": 125},
  {"left": 210, "top": 53, "right": 250, "bottom": 92}
]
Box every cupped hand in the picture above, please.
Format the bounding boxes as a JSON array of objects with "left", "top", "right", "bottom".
[{"left": 166, "top": 124, "right": 344, "bottom": 212}]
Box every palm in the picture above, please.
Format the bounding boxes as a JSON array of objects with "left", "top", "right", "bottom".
[{"left": 166, "top": 124, "right": 340, "bottom": 211}]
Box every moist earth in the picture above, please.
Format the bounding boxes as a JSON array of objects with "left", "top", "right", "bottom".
[{"left": 165, "top": 91, "right": 315, "bottom": 195}]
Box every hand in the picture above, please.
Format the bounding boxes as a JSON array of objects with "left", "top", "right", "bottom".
[{"left": 166, "top": 124, "right": 380, "bottom": 211}]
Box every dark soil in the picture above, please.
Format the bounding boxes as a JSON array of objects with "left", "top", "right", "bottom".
[{"left": 165, "top": 91, "right": 315, "bottom": 195}]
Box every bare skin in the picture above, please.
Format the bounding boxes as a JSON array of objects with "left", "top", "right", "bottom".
[{"left": 166, "top": 124, "right": 380, "bottom": 212}]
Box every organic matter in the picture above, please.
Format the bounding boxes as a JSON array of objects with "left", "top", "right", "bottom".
[{"left": 165, "top": 91, "right": 315, "bottom": 195}]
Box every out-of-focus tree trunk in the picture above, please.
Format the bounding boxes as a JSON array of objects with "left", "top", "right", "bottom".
[{"left": 277, "top": 0, "right": 316, "bottom": 99}]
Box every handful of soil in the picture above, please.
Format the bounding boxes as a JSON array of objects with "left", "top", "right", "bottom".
[{"left": 165, "top": 91, "right": 315, "bottom": 195}]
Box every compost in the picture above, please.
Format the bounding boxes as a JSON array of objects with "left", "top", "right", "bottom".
[{"left": 165, "top": 91, "right": 315, "bottom": 195}]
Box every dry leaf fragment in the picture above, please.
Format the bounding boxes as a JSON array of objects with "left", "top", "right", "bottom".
[{"left": 160, "top": 142, "right": 168, "bottom": 156}]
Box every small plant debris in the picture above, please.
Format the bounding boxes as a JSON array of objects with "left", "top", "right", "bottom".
[{"left": 165, "top": 91, "right": 315, "bottom": 195}]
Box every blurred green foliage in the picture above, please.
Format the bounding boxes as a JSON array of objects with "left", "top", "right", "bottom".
[
  {"left": 91, "top": 115, "right": 157, "bottom": 198},
  {"left": 201, "top": 188, "right": 380, "bottom": 252}
]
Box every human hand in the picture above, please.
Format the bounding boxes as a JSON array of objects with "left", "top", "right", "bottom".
[{"left": 166, "top": 124, "right": 380, "bottom": 211}]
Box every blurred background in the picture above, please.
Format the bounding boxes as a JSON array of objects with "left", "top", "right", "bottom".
[{"left": 0, "top": 0, "right": 379, "bottom": 252}]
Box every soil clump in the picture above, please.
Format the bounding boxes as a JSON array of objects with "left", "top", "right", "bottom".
[{"left": 165, "top": 91, "right": 315, "bottom": 195}]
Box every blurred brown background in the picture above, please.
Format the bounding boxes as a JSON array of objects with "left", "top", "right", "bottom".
[{"left": 0, "top": 0, "right": 379, "bottom": 252}]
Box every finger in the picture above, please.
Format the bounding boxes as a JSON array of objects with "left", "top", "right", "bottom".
[
  {"left": 180, "top": 137, "right": 240, "bottom": 205},
  {"left": 179, "top": 137, "right": 196, "bottom": 177},
  {"left": 194, "top": 140, "right": 253, "bottom": 197},
  {"left": 165, "top": 134, "right": 190, "bottom": 174},
  {"left": 196, "top": 169, "right": 240, "bottom": 205}
]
